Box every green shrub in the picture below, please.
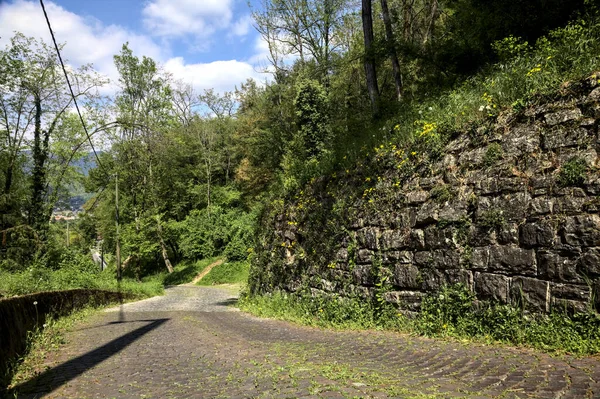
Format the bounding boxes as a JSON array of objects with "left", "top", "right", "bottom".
[
  {"left": 558, "top": 157, "right": 588, "bottom": 187},
  {"left": 483, "top": 143, "right": 503, "bottom": 167},
  {"left": 430, "top": 184, "right": 455, "bottom": 203},
  {"left": 177, "top": 206, "right": 255, "bottom": 260},
  {"left": 479, "top": 209, "right": 505, "bottom": 229}
]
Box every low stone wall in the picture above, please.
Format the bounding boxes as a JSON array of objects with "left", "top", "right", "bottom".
[
  {"left": 251, "top": 77, "right": 600, "bottom": 316},
  {"left": 0, "top": 289, "right": 136, "bottom": 388}
]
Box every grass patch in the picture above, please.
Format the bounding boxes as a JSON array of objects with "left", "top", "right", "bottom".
[
  {"left": 240, "top": 285, "right": 600, "bottom": 355},
  {"left": 0, "top": 267, "right": 164, "bottom": 299},
  {"left": 197, "top": 260, "right": 249, "bottom": 286},
  {"left": 162, "top": 257, "right": 221, "bottom": 286},
  {"left": 239, "top": 290, "right": 404, "bottom": 331}
]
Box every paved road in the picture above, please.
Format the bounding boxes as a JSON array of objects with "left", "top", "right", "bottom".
[{"left": 11, "top": 286, "right": 600, "bottom": 398}]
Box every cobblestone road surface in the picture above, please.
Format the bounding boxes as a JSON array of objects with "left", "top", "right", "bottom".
[{"left": 11, "top": 285, "right": 600, "bottom": 399}]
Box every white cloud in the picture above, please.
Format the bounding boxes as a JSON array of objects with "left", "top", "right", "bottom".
[
  {"left": 164, "top": 57, "right": 265, "bottom": 95},
  {"left": 142, "top": 0, "right": 233, "bottom": 39},
  {"left": 231, "top": 15, "right": 254, "bottom": 38},
  {"left": 0, "top": 1, "right": 268, "bottom": 98},
  {"left": 0, "top": 0, "right": 165, "bottom": 95}
]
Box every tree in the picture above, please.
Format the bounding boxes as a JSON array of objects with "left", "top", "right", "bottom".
[
  {"left": 380, "top": 0, "right": 403, "bottom": 101},
  {"left": 361, "top": 0, "right": 379, "bottom": 115},
  {"left": 252, "top": 0, "right": 350, "bottom": 79},
  {"left": 111, "top": 44, "right": 175, "bottom": 273},
  {"left": 0, "top": 33, "right": 104, "bottom": 241}
]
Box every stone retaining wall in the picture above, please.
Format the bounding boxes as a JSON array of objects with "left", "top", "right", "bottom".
[
  {"left": 0, "top": 289, "right": 136, "bottom": 389},
  {"left": 251, "top": 77, "right": 600, "bottom": 315}
]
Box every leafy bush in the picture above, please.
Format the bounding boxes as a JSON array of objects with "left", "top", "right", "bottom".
[
  {"left": 483, "top": 143, "right": 503, "bottom": 167},
  {"left": 559, "top": 157, "right": 588, "bottom": 187},
  {"left": 479, "top": 209, "right": 505, "bottom": 229},
  {"left": 176, "top": 205, "right": 256, "bottom": 262}
]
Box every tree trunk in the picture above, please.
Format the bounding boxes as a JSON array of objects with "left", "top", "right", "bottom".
[
  {"left": 148, "top": 162, "right": 174, "bottom": 274},
  {"left": 380, "top": 0, "right": 403, "bottom": 101},
  {"left": 30, "top": 92, "right": 49, "bottom": 239},
  {"left": 423, "top": 0, "right": 438, "bottom": 45},
  {"left": 155, "top": 215, "right": 174, "bottom": 273},
  {"left": 362, "top": 0, "right": 380, "bottom": 116}
]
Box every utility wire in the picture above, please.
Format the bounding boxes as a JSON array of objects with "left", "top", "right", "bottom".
[{"left": 39, "top": 0, "right": 107, "bottom": 177}]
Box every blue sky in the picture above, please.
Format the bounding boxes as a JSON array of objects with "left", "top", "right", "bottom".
[{"left": 0, "top": 0, "right": 270, "bottom": 94}]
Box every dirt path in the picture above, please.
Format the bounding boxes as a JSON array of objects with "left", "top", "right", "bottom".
[
  {"left": 11, "top": 286, "right": 600, "bottom": 399},
  {"left": 188, "top": 259, "right": 224, "bottom": 285}
]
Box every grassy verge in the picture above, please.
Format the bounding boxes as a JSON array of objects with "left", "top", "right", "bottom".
[
  {"left": 197, "top": 260, "right": 249, "bottom": 286},
  {"left": 239, "top": 285, "right": 600, "bottom": 356},
  {"left": 0, "top": 268, "right": 164, "bottom": 299}
]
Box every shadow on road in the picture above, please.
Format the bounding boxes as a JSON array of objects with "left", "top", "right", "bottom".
[
  {"left": 9, "top": 318, "right": 169, "bottom": 398},
  {"left": 214, "top": 298, "right": 238, "bottom": 307}
]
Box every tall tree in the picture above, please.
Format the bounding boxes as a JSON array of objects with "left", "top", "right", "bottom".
[
  {"left": 380, "top": 0, "right": 403, "bottom": 101},
  {"left": 0, "top": 33, "right": 104, "bottom": 240},
  {"left": 361, "top": 0, "right": 379, "bottom": 115},
  {"left": 112, "top": 44, "right": 175, "bottom": 273}
]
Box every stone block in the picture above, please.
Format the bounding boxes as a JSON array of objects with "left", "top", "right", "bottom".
[
  {"left": 530, "top": 197, "right": 554, "bottom": 216},
  {"left": 418, "top": 249, "right": 461, "bottom": 269},
  {"left": 357, "top": 249, "right": 373, "bottom": 264},
  {"left": 380, "top": 229, "right": 408, "bottom": 251},
  {"left": 538, "top": 250, "right": 583, "bottom": 283},
  {"left": 335, "top": 248, "right": 349, "bottom": 262},
  {"left": 382, "top": 250, "right": 413, "bottom": 264},
  {"left": 469, "top": 225, "right": 497, "bottom": 246},
  {"left": 446, "top": 135, "right": 470, "bottom": 152},
  {"left": 557, "top": 147, "right": 597, "bottom": 167},
  {"left": 393, "top": 264, "right": 420, "bottom": 289},
  {"left": 578, "top": 247, "right": 600, "bottom": 275},
  {"left": 519, "top": 222, "right": 557, "bottom": 248},
  {"left": 471, "top": 247, "right": 490, "bottom": 270},
  {"left": 498, "top": 223, "right": 519, "bottom": 245},
  {"left": 550, "top": 283, "right": 590, "bottom": 302},
  {"left": 510, "top": 277, "right": 550, "bottom": 312},
  {"left": 553, "top": 196, "right": 587, "bottom": 215},
  {"left": 438, "top": 202, "right": 468, "bottom": 222},
  {"left": 383, "top": 291, "right": 424, "bottom": 311},
  {"left": 445, "top": 269, "right": 473, "bottom": 290},
  {"left": 561, "top": 215, "right": 600, "bottom": 247},
  {"left": 357, "top": 228, "right": 379, "bottom": 250},
  {"left": 424, "top": 225, "right": 456, "bottom": 250},
  {"left": 415, "top": 201, "right": 440, "bottom": 226},
  {"left": 474, "top": 272, "right": 510, "bottom": 303},
  {"left": 499, "top": 192, "right": 531, "bottom": 222},
  {"left": 502, "top": 124, "right": 541, "bottom": 157},
  {"left": 419, "top": 268, "right": 446, "bottom": 291},
  {"left": 410, "top": 229, "right": 426, "bottom": 250},
  {"left": 542, "top": 126, "right": 589, "bottom": 149},
  {"left": 352, "top": 264, "right": 375, "bottom": 285},
  {"left": 458, "top": 147, "right": 487, "bottom": 167},
  {"left": 405, "top": 190, "right": 428, "bottom": 204},
  {"left": 544, "top": 108, "right": 582, "bottom": 126},
  {"left": 594, "top": 280, "right": 600, "bottom": 312},
  {"left": 551, "top": 298, "right": 588, "bottom": 314},
  {"left": 489, "top": 245, "right": 537, "bottom": 276},
  {"left": 497, "top": 178, "right": 528, "bottom": 193}
]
